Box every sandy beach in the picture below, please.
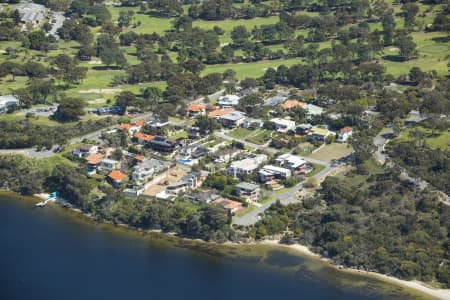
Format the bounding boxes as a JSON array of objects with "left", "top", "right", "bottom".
[{"left": 261, "top": 240, "right": 450, "bottom": 300}]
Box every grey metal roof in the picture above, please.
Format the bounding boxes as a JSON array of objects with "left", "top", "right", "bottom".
[{"left": 235, "top": 182, "right": 259, "bottom": 191}]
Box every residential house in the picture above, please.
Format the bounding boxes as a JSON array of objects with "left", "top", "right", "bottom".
[
  {"left": 305, "top": 104, "right": 324, "bottom": 116},
  {"left": 149, "top": 136, "right": 178, "bottom": 153},
  {"left": 107, "top": 170, "right": 128, "bottom": 187},
  {"left": 295, "top": 124, "right": 313, "bottom": 135},
  {"left": 337, "top": 126, "right": 353, "bottom": 143},
  {"left": 85, "top": 153, "right": 104, "bottom": 174},
  {"left": 275, "top": 153, "right": 311, "bottom": 175},
  {"left": 227, "top": 154, "right": 268, "bottom": 177},
  {"left": 212, "top": 148, "right": 242, "bottom": 163},
  {"left": 186, "top": 190, "right": 220, "bottom": 204},
  {"left": 271, "top": 118, "right": 296, "bottom": 133},
  {"left": 219, "top": 111, "right": 246, "bottom": 128},
  {"left": 234, "top": 182, "right": 260, "bottom": 202},
  {"left": 208, "top": 107, "right": 235, "bottom": 119},
  {"left": 187, "top": 126, "right": 207, "bottom": 139},
  {"left": 99, "top": 158, "right": 120, "bottom": 171},
  {"left": 185, "top": 104, "right": 206, "bottom": 118},
  {"left": 72, "top": 144, "right": 99, "bottom": 158},
  {"left": 212, "top": 197, "right": 243, "bottom": 214},
  {"left": 179, "top": 143, "right": 209, "bottom": 159},
  {"left": 133, "top": 132, "right": 154, "bottom": 144},
  {"left": 258, "top": 165, "right": 292, "bottom": 182},
  {"left": 132, "top": 159, "right": 165, "bottom": 182},
  {"left": 242, "top": 117, "right": 264, "bottom": 129},
  {"left": 264, "top": 95, "right": 287, "bottom": 107},
  {"left": 279, "top": 99, "right": 306, "bottom": 110},
  {"left": 0, "top": 95, "right": 19, "bottom": 113},
  {"left": 217, "top": 95, "right": 240, "bottom": 108},
  {"left": 166, "top": 171, "right": 208, "bottom": 195},
  {"left": 118, "top": 120, "right": 145, "bottom": 135},
  {"left": 307, "top": 127, "right": 333, "bottom": 142}
]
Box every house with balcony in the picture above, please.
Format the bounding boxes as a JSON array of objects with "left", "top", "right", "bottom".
[
  {"left": 227, "top": 154, "right": 268, "bottom": 177},
  {"left": 270, "top": 118, "right": 296, "bottom": 133},
  {"left": 337, "top": 126, "right": 353, "bottom": 143},
  {"left": 258, "top": 165, "right": 292, "bottom": 183},
  {"left": 275, "top": 153, "right": 311, "bottom": 175},
  {"left": 234, "top": 182, "right": 260, "bottom": 202},
  {"left": 219, "top": 111, "right": 246, "bottom": 128}
]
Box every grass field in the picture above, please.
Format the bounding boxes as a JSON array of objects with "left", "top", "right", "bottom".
[
  {"left": 246, "top": 129, "right": 272, "bottom": 145},
  {"left": 203, "top": 57, "right": 301, "bottom": 79},
  {"left": 396, "top": 125, "right": 450, "bottom": 150},
  {"left": 306, "top": 163, "right": 326, "bottom": 177},
  {"left": 309, "top": 143, "right": 353, "bottom": 162},
  {"left": 228, "top": 128, "right": 253, "bottom": 139}
]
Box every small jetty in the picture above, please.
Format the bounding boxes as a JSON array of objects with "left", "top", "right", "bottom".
[{"left": 35, "top": 192, "right": 58, "bottom": 207}]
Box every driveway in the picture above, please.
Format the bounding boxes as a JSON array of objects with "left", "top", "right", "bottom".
[
  {"left": 373, "top": 128, "right": 393, "bottom": 164},
  {"left": 233, "top": 162, "right": 336, "bottom": 226}
]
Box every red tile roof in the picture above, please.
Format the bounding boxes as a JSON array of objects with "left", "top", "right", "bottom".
[
  {"left": 340, "top": 126, "right": 353, "bottom": 133},
  {"left": 135, "top": 119, "right": 145, "bottom": 127},
  {"left": 134, "top": 155, "right": 145, "bottom": 162},
  {"left": 134, "top": 132, "right": 154, "bottom": 141},
  {"left": 280, "top": 100, "right": 306, "bottom": 110},
  {"left": 186, "top": 104, "right": 206, "bottom": 112},
  {"left": 85, "top": 153, "right": 104, "bottom": 165},
  {"left": 208, "top": 108, "right": 235, "bottom": 118},
  {"left": 107, "top": 170, "right": 127, "bottom": 181}
]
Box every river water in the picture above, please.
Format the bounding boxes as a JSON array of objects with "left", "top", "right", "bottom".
[{"left": 0, "top": 194, "right": 431, "bottom": 300}]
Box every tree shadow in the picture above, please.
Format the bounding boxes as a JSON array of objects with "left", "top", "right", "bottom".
[
  {"left": 382, "top": 55, "right": 409, "bottom": 62},
  {"left": 92, "top": 66, "right": 123, "bottom": 71},
  {"left": 431, "top": 36, "right": 450, "bottom": 43}
]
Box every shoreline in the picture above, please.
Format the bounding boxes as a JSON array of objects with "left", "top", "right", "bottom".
[
  {"left": 260, "top": 240, "right": 450, "bottom": 300},
  {"left": 4, "top": 190, "right": 450, "bottom": 299}
]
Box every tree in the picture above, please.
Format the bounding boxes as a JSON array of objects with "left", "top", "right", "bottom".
[
  {"left": 402, "top": 3, "right": 419, "bottom": 28},
  {"left": 141, "top": 86, "right": 163, "bottom": 103},
  {"left": 183, "top": 59, "right": 205, "bottom": 75},
  {"left": 115, "top": 91, "right": 137, "bottom": 112},
  {"left": 53, "top": 97, "right": 86, "bottom": 122},
  {"left": 52, "top": 54, "right": 87, "bottom": 85},
  {"left": 395, "top": 36, "right": 417, "bottom": 61},
  {"left": 91, "top": 5, "right": 111, "bottom": 26},
  {"left": 27, "top": 30, "right": 47, "bottom": 50},
  {"left": 100, "top": 48, "right": 127, "bottom": 68},
  {"left": 231, "top": 25, "right": 250, "bottom": 47},
  {"left": 118, "top": 10, "right": 134, "bottom": 28}
]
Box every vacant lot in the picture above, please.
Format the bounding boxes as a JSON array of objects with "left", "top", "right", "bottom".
[
  {"left": 141, "top": 167, "right": 187, "bottom": 197},
  {"left": 309, "top": 143, "right": 353, "bottom": 162},
  {"left": 228, "top": 128, "right": 253, "bottom": 139},
  {"left": 246, "top": 129, "right": 272, "bottom": 145}
]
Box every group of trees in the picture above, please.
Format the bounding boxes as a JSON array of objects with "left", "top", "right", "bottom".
[
  {"left": 253, "top": 169, "right": 450, "bottom": 286},
  {"left": 0, "top": 118, "right": 112, "bottom": 149}
]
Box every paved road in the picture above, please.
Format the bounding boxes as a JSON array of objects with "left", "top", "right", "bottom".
[
  {"left": 48, "top": 12, "right": 65, "bottom": 37},
  {"left": 0, "top": 87, "right": 225, "bottom": 159},
  {"left": 373, "top": 128, "right": 393, "bottom": 164},
  {"left": 233, "top": 162, "right": 335, "bottom": 226},
  {"left": 0, "top": 112, "right": 154, "bottom": 158}
]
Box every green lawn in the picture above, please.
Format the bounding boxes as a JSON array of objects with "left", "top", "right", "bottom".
[
  {"left": 309, "top": 143, "right": 354, "bottom": 162},
  {"left": 306, "top": 163, "right": 326, "bottom": 177},
  {"left": 228, "top": 128, "right": 253, "bottom": 139},
  {"left": 396, "top": 125, "right": 450, "bottom": 150},
  {"left": 203, "top": 58, "right": 301, "bottom": 79},
  {"left": 246, "top": 129, "right": 272, "bottom": 145},
  {"left": 169, "top": 130, "right": 188, "bottom": 139}
]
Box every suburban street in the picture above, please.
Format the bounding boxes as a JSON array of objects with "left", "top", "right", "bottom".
[
  {"left": 233, "top": 162, "right": 335, "bottom": 226},
  {"left": 373, "top": 128, "right": 393, "bottom": 164}
]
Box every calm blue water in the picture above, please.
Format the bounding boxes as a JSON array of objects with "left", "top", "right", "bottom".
[{"left": 0, "top": 197, "right": 423, "bottom": 300}]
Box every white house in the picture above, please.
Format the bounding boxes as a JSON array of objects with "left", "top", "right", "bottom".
[
  {"left": 270, "top": 118, "right": 296, "bottom": 133},
  {"left": 0, "top": 95, "right": 19, "bottom": 113},
  {"left": 217, "top": 95, "right": 240, "bottom": 108},
  {"left": 337, "top": 126, "right": 353, "bottom": 142},
  {"left": 99, "top": 158, "right": 120, "bottom": 171},
  {"left": 275, "top": 153, "right": 309, "bottom": 174},
  {"left": 227, "top": 154, "right": 268, "bottom": 177},
  {"left": 72, "top": 144, "right": 99, "bottom": 157},
  {"left": 258, "top": 165, "right": 292, "bottom": 182},
  {"left": 219, "top": 111, "right": 246, "bottom": 128},
  {"left": 132, "top": 159, "right": 165, "bottom": 182},
  {"left": 242, "top": 117, "right": 264, "bottom": 129}
]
